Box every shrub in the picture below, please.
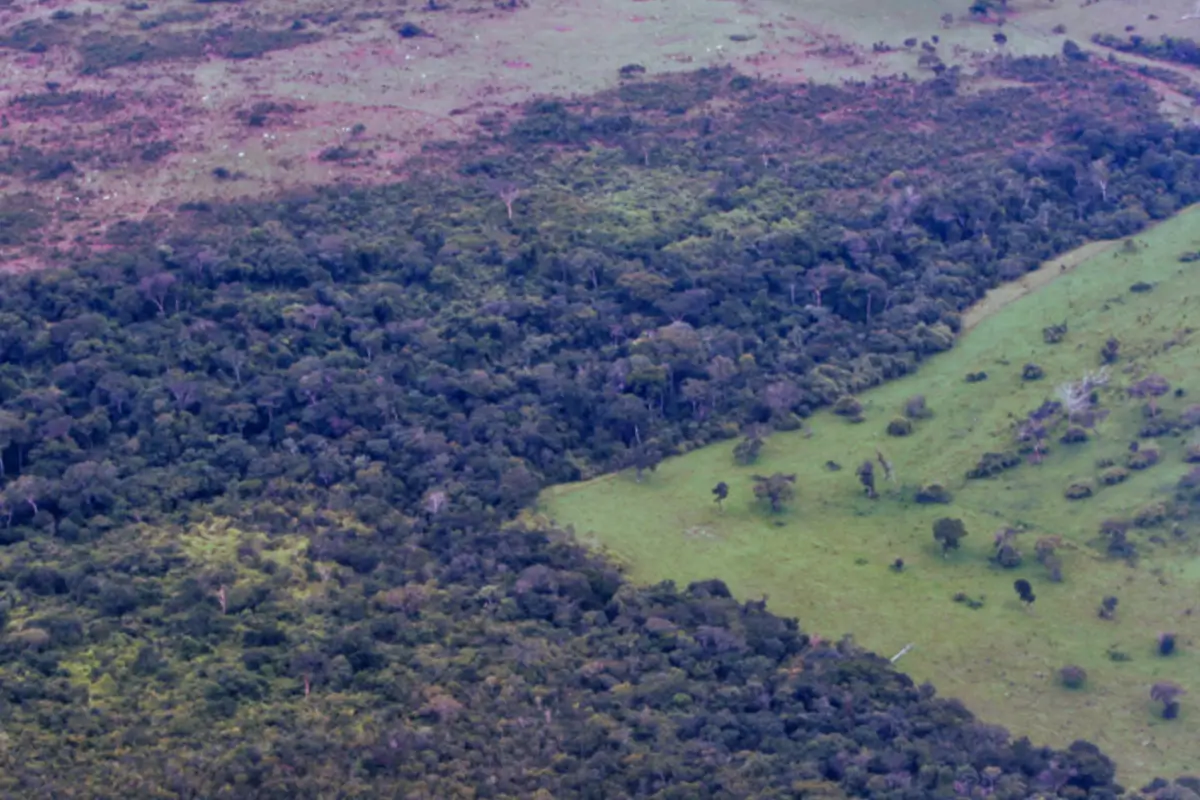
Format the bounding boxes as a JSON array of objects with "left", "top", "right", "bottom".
[{"left": 1060, "top": 665, "right": 1087, "bottom": 689}]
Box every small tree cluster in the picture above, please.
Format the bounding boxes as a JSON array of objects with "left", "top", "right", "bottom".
[
  {"left": 933, "top": 518, "right": 967, "bottom": 555},
  {"left": 751, "top": 473, "right": 796, "bottom": 513},
  {"left": 1151, "top": 681, "right": 1186, "bottom": 719},
  {"left": 734, "top": 431, "right": 765, "bottom": 465}
]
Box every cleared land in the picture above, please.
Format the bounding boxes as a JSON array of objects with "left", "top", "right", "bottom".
[
  {"left": 0, "top": 0, "right": 1197, "bottom": 272},
  {"left": 539, "top": 204, "right": 1200, "bottom": 785}
]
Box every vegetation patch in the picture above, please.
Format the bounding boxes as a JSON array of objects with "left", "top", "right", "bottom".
[
  {"left": 0, "top": 193, "right": 46, "bottom": 245},
  {"left": 8, "top": 90, "right": 124, "bottom": 119},
  {"left": 137, "top": 9, "right": 211, "bottom": 31},
  {"left": 78, "top": 24, "right": 321, "bottom": 73},
  {"left": 0, "top": 145, "right": 83, "bottom": 182},
  {"left": 1092, "top": 33, "right": 1200, "bottom": 69},
  {"left": 0, "top": 18, "right": 77, "bottom": 53}
]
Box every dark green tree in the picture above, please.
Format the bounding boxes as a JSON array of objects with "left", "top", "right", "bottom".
[
  {"left": 633, "top": 444, "right": 662, "bottom": 483},
  {"left": 856, "top": 460, "right": 877, "bottom": 499},
  {"left": 734, "top": 432, "right": 764, "bottom": 465},
  {"left": 933, "top": 517, "right": 968, "bottom": 555},
  {"left": 751, "top": 473, "right": 796, "bottom": 513},
  {"left": 712, "top": 481, "right": 729, "bottom": 510}
]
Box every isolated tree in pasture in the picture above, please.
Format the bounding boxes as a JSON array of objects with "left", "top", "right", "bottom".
[
  {"left": 734, "top": 431, "right": 765, "bottom": 465},
  {"left": 1151, "top": 681, "right": 1186, "bottom": 719},
  {"left": 752, "top": 473, "right": 796, "bottom": 513},
  {"left": 712, "top": 481, "right": 729, "bottom": 510},
  {"left": 933, "top": 517, "right": 967, "bottom": 555}
]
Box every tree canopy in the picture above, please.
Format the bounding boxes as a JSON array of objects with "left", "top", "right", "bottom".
[{"left": 0, "top": 53, "right": 1189, "bottom": 796}]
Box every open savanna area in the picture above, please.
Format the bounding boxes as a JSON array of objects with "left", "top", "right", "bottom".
[
  {"left": 539, "top": 205, "right": 1200, "bottom": 785},
  {"left": 2, "top": 0, "right": 1199, "bottom": 271}
]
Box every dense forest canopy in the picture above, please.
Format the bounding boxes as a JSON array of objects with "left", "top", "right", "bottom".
[{"left": 0, "top": 55, "right": 1197, "bottom": 796}]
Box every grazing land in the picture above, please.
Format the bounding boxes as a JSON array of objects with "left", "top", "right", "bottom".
[
  {"left": 540, "top": 205, "right": 1200, "bottom": 785},
  {"left": 1, "top": 0, "right": 1198, "bottom": 272}
]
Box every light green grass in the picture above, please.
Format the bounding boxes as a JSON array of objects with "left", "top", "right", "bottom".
[{"left": 539, "top": 205, "right": 1200, "bottom": 785}]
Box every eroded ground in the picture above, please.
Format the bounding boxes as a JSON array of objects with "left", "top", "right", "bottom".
[{"left": 0, "top": 0, "right": 1198, "bottom": 272}]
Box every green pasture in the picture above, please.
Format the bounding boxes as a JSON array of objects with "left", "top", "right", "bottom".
[{"left": 539, "top": 205, "right": 1200, "bottom": 785}]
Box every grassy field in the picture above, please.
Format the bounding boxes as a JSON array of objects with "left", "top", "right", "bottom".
[{"left": 538, "top": 205, "right": 1200, "bottom": 786}]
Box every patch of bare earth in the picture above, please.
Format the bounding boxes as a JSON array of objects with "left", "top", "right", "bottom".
[{"left": 0, "top": 0, "right": 1197, "bottom": 273}]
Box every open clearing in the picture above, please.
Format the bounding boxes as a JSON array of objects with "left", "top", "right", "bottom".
[
  {"left": 539, "top": 204, "right": 1200, "bottom": 785},
  {"left": 1, "top": 0, "right": 1197, "bottom": 271}
]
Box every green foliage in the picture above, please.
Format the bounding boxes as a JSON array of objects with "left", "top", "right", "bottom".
[
  {"left": 542, "top": 201, "right": 1200, "bottom": 787},
  {"left": 733, "top": 432, "right": 764, "bottom": 465},
  {"left": 0, "top": 53, "right": 1194, "bottom": 794},
  {"left": 77, "top": 25, "right": 320, "bottom": 74},
  {"left": 0, "top": 194, "right": 46, "bottom": 245},
  {"left": 751, "top": 472, "right": 797, "bottom": 513},
  {"left": 1092, "top": 33, "right": 1200, "bottom": 69}
]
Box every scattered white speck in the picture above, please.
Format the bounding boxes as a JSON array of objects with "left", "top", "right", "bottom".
[{"left": 237, "top": 152, "right": 245, "bottom": 158}]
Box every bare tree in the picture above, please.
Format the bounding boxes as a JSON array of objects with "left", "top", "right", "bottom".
[
  {"left": 751, "top": 131, "right": 783, "bottom": 168},
  {"left": 763, "top": 381, "right": 800, "bottom": 418},
  {"left": 219, "top": 347, "right": 247, "bottom": 387},
  {"left": 804, "top": 263, "right": 847, "bottom": 307},
  {"left": 138, "top": 272, "right": 176, "bottom": 315},
  {"left": 424, "top": 490, "right": 448, "bottom": 515},
  {"left": 7, "top": 475, "right": 46, "bottom": 516},
  {"left": 485, "top": 179, "right": 526, "bottom": 220},
  {"left": 292, "top": 304, "right": 334, "bottom": 330},
  {"left": 681, "top": 378, "right": 711, "bottom": 415},
  {"left": 885, "top": 185, "right": 922, "bottom": 233},
  {"left": 706, "top": 355, "right": 738, "bottom": 384},
  {"left": 1091, "top": 158, "right": 1111, "bottom": 203},
  {"left": 165, "top": 372, "right": 200, "bottom": 411}
]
